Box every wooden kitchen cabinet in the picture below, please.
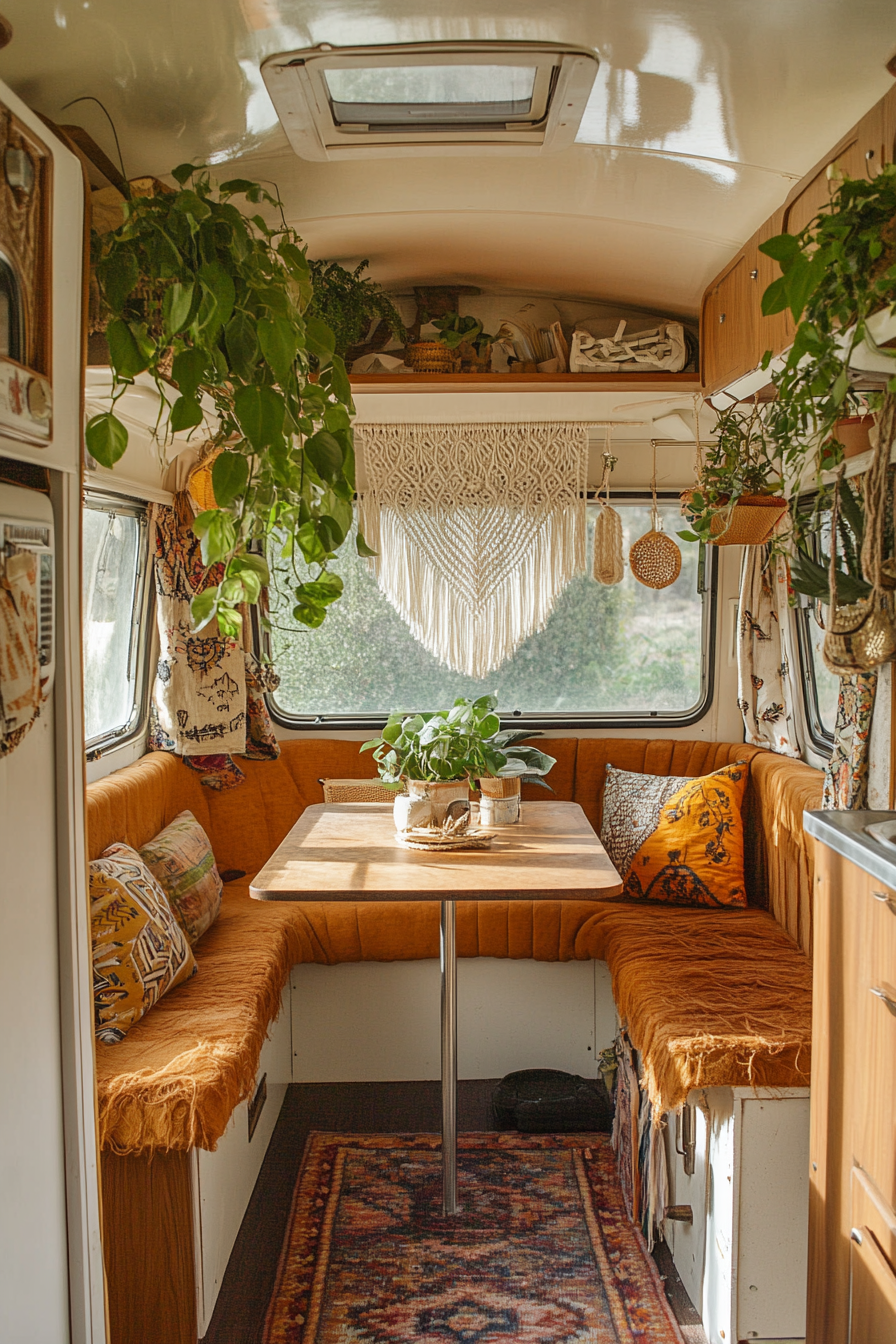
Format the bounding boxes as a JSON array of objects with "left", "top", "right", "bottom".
[{"left": 804, "top": 813, "right": 896, "bottom": 1344}]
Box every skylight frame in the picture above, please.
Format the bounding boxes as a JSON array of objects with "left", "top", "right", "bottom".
[{"left": 261, "top": 42, "right": 599, "bottom": 161}]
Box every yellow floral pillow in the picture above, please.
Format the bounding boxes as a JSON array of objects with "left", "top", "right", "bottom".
[
  {"left": 139, "top": 810, "right": 222, "bottom": 946},
  {"left": 90, "top": 844, "right": 197, "bottom": 1044},
  {"left": 611, "top": 762, "right": 749, "bottom": 908}
]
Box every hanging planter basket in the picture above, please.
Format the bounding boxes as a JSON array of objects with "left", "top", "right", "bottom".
[{"left": 680, "top": 490, "right": 788, "bottom": 547}]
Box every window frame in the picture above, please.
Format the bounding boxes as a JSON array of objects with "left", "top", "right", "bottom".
[
  {"left": 264, "top": 491, "right": 717, "bottom": 733},
  {"left": 791, "top": 486, "right": 838, "bottom": 754},
  {"left": 82, "top": 491, "right": 154, "bottom": 757}
]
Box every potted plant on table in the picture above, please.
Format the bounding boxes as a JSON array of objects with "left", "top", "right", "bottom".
[{"left": 361, "top": 695, "right": 556, "bottom": 829}]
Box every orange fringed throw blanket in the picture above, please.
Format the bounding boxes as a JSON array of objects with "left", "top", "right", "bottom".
[{"left": 577, "top": 903, "right": 812, "bottom": 1116}]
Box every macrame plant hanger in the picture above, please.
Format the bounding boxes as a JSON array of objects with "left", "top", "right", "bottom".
[
  {"left": 629, "top": 439, "right": 682, "bottom": 590},
  {"left": 592, "top": 428, "right": 623, "bottom": 585}
]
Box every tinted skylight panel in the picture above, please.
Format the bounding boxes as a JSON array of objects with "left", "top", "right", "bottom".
[{"left": 324, "top": 65, "right": 537, "bottom": 123}]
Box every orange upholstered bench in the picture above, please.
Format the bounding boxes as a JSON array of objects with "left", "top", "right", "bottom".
[{"left": 87, "top": 737, "right": 822, "bottom": 1157}]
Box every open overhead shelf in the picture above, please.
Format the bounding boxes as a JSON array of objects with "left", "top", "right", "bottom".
[{"left": 349, "top": 371, "right": 701, "bottom": 394}]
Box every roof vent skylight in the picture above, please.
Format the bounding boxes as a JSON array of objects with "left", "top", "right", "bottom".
[{"left": 261, "top": 42, "right": 599, "bottom": 160}]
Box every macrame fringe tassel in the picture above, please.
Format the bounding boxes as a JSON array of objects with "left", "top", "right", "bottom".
[{"left": 359, "top": 500, "right": 585, "bottom": 678}]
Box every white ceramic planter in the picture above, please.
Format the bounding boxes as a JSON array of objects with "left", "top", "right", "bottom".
[{"left": 400, "top": 778, "right": 470, "bottom": 828}]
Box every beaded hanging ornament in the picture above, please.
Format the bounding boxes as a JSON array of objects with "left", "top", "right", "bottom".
[
  {"left": 629, "top": 440, "right": 681, "bottom": 589},
  {"left": 592, "top": 431, "right": 624, "bottom": 586}
]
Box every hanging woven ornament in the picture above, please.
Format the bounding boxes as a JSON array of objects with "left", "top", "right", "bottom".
[
  {"left": 629, "top": 440, "right": 682, "bottom": 589},
  {"left": 592, "top": 435, "right": 624, "bottom": 585}
]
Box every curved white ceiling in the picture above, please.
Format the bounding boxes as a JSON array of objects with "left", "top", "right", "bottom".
[{"left": 2, "top": 1, "right": 894, "bottom": 314}]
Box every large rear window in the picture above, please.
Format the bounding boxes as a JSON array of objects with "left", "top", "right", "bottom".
[{"left": 268, "top": 499, "right": 713, "bottom": 728}]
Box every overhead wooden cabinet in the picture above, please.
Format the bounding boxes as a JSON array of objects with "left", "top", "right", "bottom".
[
  {"left": 804, "top": 811, "right": 896, "bottom": 1344},
  {"left": 700, "top": 82, "right": 896, "bottom": 397},
  {"left": 700, "top": 248, "right": 758, "bottom": 392}
]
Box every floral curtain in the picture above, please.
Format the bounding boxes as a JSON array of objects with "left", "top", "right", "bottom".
[
  {"left": 822, "top": 672, "right": 877, "bottom": 809},
  {"left": 736, "top": 547, "right": 802, "bottom": 757},
  {"left": 149, "top": 499, "right": 279, "bottom": 790}
]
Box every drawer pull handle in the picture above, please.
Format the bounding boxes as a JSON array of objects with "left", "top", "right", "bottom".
[
  {"left": 872, "top": 889, "right": 896, "bottom": 915},
  {"left": 851, "top": 1227, "right": 864, "bottom": 1245},
  {"left": 870, "top": 986, "right": 896, "bottom": 1017}
]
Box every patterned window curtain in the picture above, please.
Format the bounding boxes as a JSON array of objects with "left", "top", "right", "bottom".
[
  {"left": 149, "top": 498, "right": 280, "bottom": 790},
  {"left": 821, "top": 672, "right": 877, "bottom": 809},
  {"left": 736, "top": 546, "right": 802, "bottom": 757}
]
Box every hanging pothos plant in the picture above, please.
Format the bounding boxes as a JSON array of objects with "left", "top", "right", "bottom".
[
  {"left": 760, "top": 162, "right": 896, "bottom": 479},
  {"left": 88, "top": 164, "right": 372, "bottom": 638},
  {"left": 756, "top": 161, "right": 896, "bottom": 598}
]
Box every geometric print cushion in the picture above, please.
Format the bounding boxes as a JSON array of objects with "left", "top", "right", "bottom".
[
  {"left": 603, "top": 762, "right": 750, "bottom": 908},
  {"left": 139, "top": 810, "right": 223, "bottom": 946},
  {"left": 601, "top": 765, "right": 694, "bottom": 879},
  {"left": 90, "top": 843, "right": 197, "bottom": 1044}
]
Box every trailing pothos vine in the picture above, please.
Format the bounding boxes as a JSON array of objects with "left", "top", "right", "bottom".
[
  {"left": 88, "top": 164, "right": 372, "bottom": 639},
  {"left": 759, "top": 160, "right": 896, "bottom": 600}
]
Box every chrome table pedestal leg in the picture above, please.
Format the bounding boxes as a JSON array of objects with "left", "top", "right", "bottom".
[{"left": 440, "top": 897, "right": 459, "bottom": 1215}]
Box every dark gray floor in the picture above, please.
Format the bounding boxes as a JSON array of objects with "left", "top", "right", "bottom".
[{"left": 203, "top": 1080, "right": 707, "bottom": 1344}]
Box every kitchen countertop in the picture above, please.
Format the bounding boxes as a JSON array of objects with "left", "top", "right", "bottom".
[{"left": 804, "top": 809, "right": 896, "bottom": 890}]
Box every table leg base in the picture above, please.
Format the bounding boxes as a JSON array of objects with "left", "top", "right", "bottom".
[{"left": 441, "top": 898, "right": 458, "bottom": 1215}]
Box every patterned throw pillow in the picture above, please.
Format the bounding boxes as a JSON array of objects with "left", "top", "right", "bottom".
[
  {"left": 139, "top": 810, "right": 223, "bottom": 945},
  {"left": 601, "top": 762, "right": 749, "bottom": 908},
  {"left": 90, "top": 844, "right": 197, "bottom": 1044}
]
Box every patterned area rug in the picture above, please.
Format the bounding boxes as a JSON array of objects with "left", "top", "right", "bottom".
[{"left": 264, "top": 1132, "right": 684, "bottom": 1343}]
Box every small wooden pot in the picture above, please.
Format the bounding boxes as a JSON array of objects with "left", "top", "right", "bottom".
[
  {"left": 831, "top": 415, "right": 875, "bottom": 459},
  {"left": 477, "top": 776, "right": 521, "bottom": 826}
]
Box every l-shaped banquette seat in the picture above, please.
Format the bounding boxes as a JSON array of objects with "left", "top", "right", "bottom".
[{"left": 88, "top": 736, "right": 822, "bottom": 1341}]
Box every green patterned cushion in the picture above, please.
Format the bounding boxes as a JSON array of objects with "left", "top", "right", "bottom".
[
  {"left": 90, "top": 844, "right": 196, "bottom": 1044},
  {"left": 139, "top": 810, "right": 223, "bottom": 945}
]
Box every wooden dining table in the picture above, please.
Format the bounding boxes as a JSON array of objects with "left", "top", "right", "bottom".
[{"left": 250, "top": 799, "right": 623, "bottom": 1215}]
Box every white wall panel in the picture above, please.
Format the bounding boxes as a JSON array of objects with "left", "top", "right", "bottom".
[{"left": 291, "top": 957, "right": 612, "bottom": 1083}]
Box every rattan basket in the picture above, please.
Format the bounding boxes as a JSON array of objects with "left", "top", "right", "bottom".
[
  {"left": 711, "top": 494, "right": 788, "bottom": 546},
  {"left": 405, "top": 341, "right": 459, "bottom": 374},
  {"left": 321, "top": 778, "right": 405, "bottom": 803},
  {"left": 629, "top": 530, "right": 682, "bottom": 589}
]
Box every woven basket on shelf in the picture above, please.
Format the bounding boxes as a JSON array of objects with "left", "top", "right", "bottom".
[
  {"left": 405, "top": 341, "right": 459, "bottom": 374},
  {"left": 629, "top": 529, "right": 682, "bottom": 589}
]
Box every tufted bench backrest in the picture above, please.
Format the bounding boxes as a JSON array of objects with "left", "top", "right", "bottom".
[{"left": 86, "top": 736, "right": 823, "bottom": 954}]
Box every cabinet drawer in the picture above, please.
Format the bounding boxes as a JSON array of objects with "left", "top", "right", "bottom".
[
  {"left": 854, "top": 878, "right": 896, "bottom": 1208},
  {"left": 849, "top": 1168, "right": 896, "bottom": 1344}
]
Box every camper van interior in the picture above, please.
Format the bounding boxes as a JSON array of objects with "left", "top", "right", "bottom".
[{"left": 2, "top": 5, "right": 896, "bottom": 1343}]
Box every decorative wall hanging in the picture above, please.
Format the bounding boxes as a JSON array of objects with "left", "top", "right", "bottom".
[
  {"left": 736, "top": 547, "right": 801, "bottom": 758},
  {"left": 0, "top": 544, "right": 40, "bottom": 756},
  {"left": 149, "top": 500, "right": 279, "bottom": 789},
  {"left": 592, "top": 437, "right": 623, "bottom": 586},
  {"left": 356, "top": 422, "right": 589, "bottom": 677},
  {"left": 629, "top": 442, "right": 681, "bottom": 590}
]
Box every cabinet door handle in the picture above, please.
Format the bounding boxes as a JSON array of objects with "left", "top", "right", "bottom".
[
  {"left": 871, "top": 889, "right": 896, "bottom": 915},
  {"left": 719, "top": 313, "right": 726, "bottom": 324},
  {"left": 870, "top": 986, "right": 896, "bottom": 1017}
]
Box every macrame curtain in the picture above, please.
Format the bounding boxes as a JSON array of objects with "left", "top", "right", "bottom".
[
  {"left": 356, "top": 422, "right": 589, "bottom": 677},
  {"left": 736, "top": 547, "right": 802, "bottom": 758},
  {"left": 149, "top": 499, "right": 279, "bottom": 790}
]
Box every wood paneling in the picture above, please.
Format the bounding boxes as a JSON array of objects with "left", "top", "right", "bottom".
[
  {"left": 102, "top": 1150, "right": 196, "bottom": 1344},
  {"left": 701, "top": 249, "right": 757, "bottom": 392},
  {"left": 850, "top": 1169, "right": 896, "bottom": 1344},
  {"left": 807, "top": 845, "right": 896, "bottom": 1344}
]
